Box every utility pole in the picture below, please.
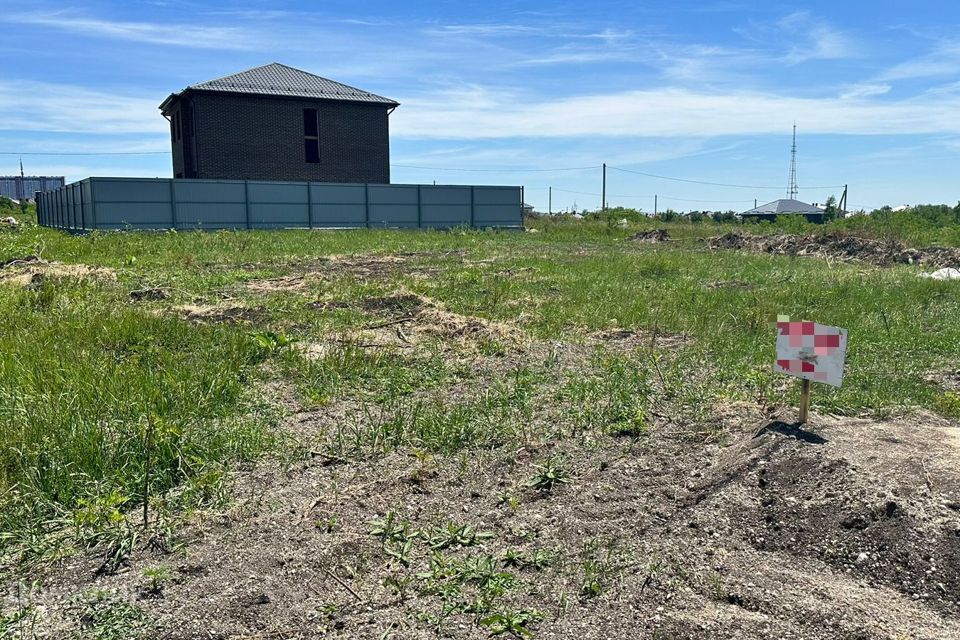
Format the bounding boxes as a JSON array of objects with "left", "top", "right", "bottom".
[
  {"left": 17, "top": 157, "right": 24, "bottom": 202},
  {"left": 601, "top": 163, "right": 606, "bottom": 211},
  {"left": 548, "top": 187, "right": 552, "bottom": 215},
  {"left": 654, "top": 195, "right": 658, "bottom": 217},
  {"left": 755, "top": 198, "right": 758, "bottom": 209},
  {"left": 839, "top": 184, "right": 848, "bottom": 214}
]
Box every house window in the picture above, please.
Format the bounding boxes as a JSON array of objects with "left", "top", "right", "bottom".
[
  {"left": 303, "top": 108, "right": 319, "bottom": 163},
  {"left": 175, "top": 111, "right": 181, "bottom": 141}
]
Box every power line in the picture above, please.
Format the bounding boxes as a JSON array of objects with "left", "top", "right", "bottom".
[
  {"left": 550, "top": 187, "right": 601, "bottom": 196},
  {"left": 0, "top": 151, "right": 170, "bottom": 156},
  {"left": 392, "top": 163, "right": 601, "bottom": 173},
  {"left": 607, "top": 165, "right": 844, "bottom": 191},
  {"left": 656, "top": 195, "right": 755, "bottom": 204},
  {"left": 535, "top": 186, "right": 757, "bottom": 205}
]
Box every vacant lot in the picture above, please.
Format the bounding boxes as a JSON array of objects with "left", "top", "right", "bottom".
[{"left": 1, "top": 216, "right": 959, "bottom": 639}]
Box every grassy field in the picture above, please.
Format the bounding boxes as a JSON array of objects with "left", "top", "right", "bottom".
[{"left": 1, "top": 210, "right": 959, "bottom": 568}]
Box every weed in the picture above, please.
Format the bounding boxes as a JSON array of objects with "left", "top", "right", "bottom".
[
  {"left": 503, "top": 547, "right": 558, "bottom": 571},
  {"left": 316, "top": 515, "right": 338, "bottom": 533},
  {"left": 428, "top": 522, "right": 495, "bottom": 550},
  {"left": 139, "top": 566, "right": 172, "bottom": 598},
  {"left": 0, "top": 580, "right": 39, "bottom": 638},
  {"left": 527, "top": 457, "right": 570, "bottom": 493},
  {"left": 706, "top": 570, "right": 727, "bottom": 602},
  {"left": 250, "top": 329, "right": 298, "bottom": 356},
  {"left": 384, "top": 573, "right": 415, "bottom": 602},
  {"left": 72, "top": 591, "right": 146, "bottom": 640},
  {"left": 529, "top": 548, "right": 560, "bottom": 570},
  {"left": 503, "top": 549, "right": 526, "bottom": 568},
  {"left": 497, "top": 492, "right": 521, "bottom": 511},
  {"left": 935, "top": 391, "right": 960, "bottom": 417},
  {"left": 369, "top": 511, "right": 420, "bottom": 545},
  {"left": 478, "top": 609, "right": 543, "bottom": 637},
  {"left": 384, "top": 538, "right": 416, "bottom": 567},
  {"left": 579, "top": 539, "right": 622, "bottom": 599}
]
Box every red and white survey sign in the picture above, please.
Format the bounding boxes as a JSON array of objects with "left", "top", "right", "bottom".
[{"left": 774, "top": 318, "right": 848, "bottom": 387}]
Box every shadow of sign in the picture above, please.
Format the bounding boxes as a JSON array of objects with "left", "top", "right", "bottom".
[{"left": 754, "top": 420, "right": 828, "bottom": 445}]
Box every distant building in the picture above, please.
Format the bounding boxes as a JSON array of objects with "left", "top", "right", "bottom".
[
  {"left": 159, "top": 63, "right": 399, "bottom": 183},
  {"left": 0, "top": 176, "right": 65, "bottom": 201},
  {"left": 740, "top": 199, "right": 825, "bottom": 223}
]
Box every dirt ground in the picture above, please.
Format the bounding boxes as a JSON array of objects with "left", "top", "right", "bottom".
[
  {"left": 630, "top": 230, "right": 671, "bottom": 243},
  {"left": 9, "top": 402, "right": 960, "bottom": 638},
  {"left": 0, "top": 256, "right": 117, "bottom": 287},
  {"left": 706, "top": 231, "right": 960, "bottom": 268},
  {"left": 4, "top": 251, "right": 960, "bottom": 639}
]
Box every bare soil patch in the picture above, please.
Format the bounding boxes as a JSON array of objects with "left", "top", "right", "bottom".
[
  {"left": 927, "top": 369, "right": 960, "bottom": 393},
  {"left": 706, "top": 231, "right": 960, "bottom": 268},
  {"left": 129, "top": 287, "right": 171, "bottom": 302},
  {"left": 168, "top": 304, "right": 264, "bottom": 324},
  {"left": 241, "top": 251, "right": 469, "bottom": 294},
  {"left": 12, "top": 409, "right": 960, "bottom": 639},
  {"left": 302, "top": 291, "right": 526, "bottom": 356},
  {"left": 245, "top": 275, "right": 313, "bottom": 294},
  {"left": 0, "top": 256, "right": 117, "bottom": 287},
  {"left": 630, "top": 229, "right": 671, "bottom": 243}
]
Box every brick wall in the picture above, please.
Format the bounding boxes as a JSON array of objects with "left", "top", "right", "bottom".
[
  {"left": 180, "top": 92, "right": 391, "bottom": 183},
  {"left": 169, "top": 102, "right": 184, "bottom": 178}
]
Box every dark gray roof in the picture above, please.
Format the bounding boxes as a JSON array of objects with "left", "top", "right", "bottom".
[
  {"left": 742, "top": 198, "right": 823, "bottom": 215},
  {"left": 161, "top": 63, "right": 398, "bottom": 110}
]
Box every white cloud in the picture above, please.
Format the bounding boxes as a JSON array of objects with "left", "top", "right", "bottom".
[
  {"left": 777, "top": 11, "right": 854, "bottom": 64},
  {"left": 423, "top": 23, "right": 540, "bottom": 37},
  {"left": 7, "top": 11, "right": 264, "bottom": 50},
  {"left": 0, "top": 81, "right": 167, "bottom": 135},
  {"left": 734, "top": 11, "right": 856, "bottom": 66},
  {"left": 840, "top": 83, "right": 892, "bottom": 99},
  {"left": 392, "top": 85, "right": 960, "bottom": 139},
  {"left": 880, "top": 40, "right": 960, "bottom": 80}
]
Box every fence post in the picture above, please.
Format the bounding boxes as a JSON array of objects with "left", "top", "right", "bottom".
[
  {"left": 470, "top": 186, "right": 475, "bottom": 228},
  {"left": 307, "top": 181, "right": 313, "bottom": 229},
  {"left": 365, "top": 183, "right": 370, "bottom": 228},
  {"left": 79, "top": 181, "right": 85, "bottom": 231},
  {"left": 89, "top": 179, "right": 98, "bottom": 229},
  {"left": 244, "top": 180, "right": 251, "bottom": 230},
  {"left": 169, "top": 179, "right": 177, "bottom": 230}
]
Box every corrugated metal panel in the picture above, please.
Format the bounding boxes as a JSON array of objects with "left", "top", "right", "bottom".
[
  {"left": 184, "top": 63, "right": 398, "bottom": 106},
  {"left": 37, "top": 179, "right": 522, "bottom": 231},
  {"left": 0, "top": 176, "right": 65, "bottom": 201}
]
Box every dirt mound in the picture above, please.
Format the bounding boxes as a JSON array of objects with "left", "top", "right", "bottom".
[
  {"left": 630, "top": 229, "right": 670, "bottom": 243},
  {"left": 0, "top": 256, "right": 117, "bottom": 287},
  {"left": 706, "top": 231, "right": 960, "bottom": 268},
  {"left": 13, "top": 411, "right": 960, "bottom": 639},
  {"left": 691, "top": 411, "right": 960, "bottom": 617}
]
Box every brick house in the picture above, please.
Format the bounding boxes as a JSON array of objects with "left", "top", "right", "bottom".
[{"left": 159, "top": 63, "right": 399, "bottom": 183}]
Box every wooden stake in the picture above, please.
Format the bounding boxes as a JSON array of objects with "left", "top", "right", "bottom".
[
  {"left": 143, "top": 416, "right": 154, "bottom": 529},
  {"left": 798, "top": 379, "right": 812, "bottom": 425}
]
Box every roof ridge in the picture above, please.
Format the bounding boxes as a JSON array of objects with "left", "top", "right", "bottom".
[{"left": 177, "top": 63, "right": 398, "bottom": 106}]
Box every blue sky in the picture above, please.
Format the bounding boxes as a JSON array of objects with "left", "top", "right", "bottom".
[{"left": 1, "top": 0, "right": 959, "bottom": 212}]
